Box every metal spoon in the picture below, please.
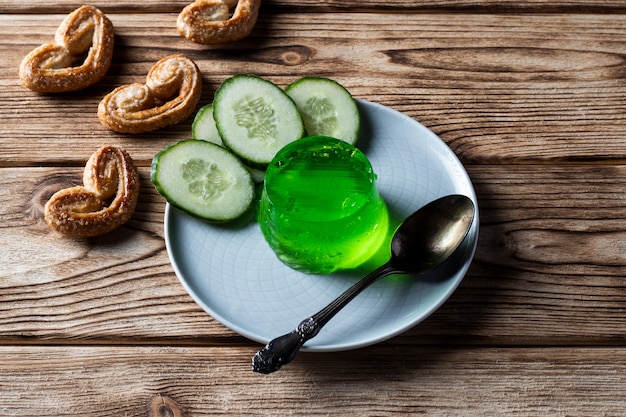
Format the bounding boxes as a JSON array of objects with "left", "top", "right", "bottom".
[{"left": 252, "top": 194, "right": 476, "bottom": 374}]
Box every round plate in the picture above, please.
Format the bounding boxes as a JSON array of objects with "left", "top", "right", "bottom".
[{"left": 164, "top": 100, "right": 479, "bottom": 351}]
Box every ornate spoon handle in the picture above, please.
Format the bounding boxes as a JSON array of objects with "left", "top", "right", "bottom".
[{"left": 252, "top": 263, "right": 397, "bottom": 374}]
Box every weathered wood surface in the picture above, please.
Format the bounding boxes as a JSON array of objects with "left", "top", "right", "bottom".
[
  {"left": 2, "top": 165, "right": 626, "bottom": 345},
  {"left": 1, "top": 0, "right": 625, "bottom": 415},
  {"left": 2, "top": 0, "right": 625, "bottom": 13},
  {"left": 1, "top": 12, "right": 624, "bottom": 165},
  {"left": 1, "top": 346, "right": 626, "bottom": 416}
]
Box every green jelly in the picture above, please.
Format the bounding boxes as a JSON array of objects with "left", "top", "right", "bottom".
[{"left": 259, "top": 136, "right": 389, "bottom": 274}]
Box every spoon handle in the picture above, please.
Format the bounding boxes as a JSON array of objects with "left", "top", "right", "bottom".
[{"left": 252, "top": 263, "right": 396, "bottom": 374}]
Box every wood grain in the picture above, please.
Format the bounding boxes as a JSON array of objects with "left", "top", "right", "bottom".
[
  {"left": 1, "top": 13, "right": 624, "bottom": 165},
  {"left": 1, "top": 0, "right": 625, "bottom": 13},
  {"left": 0, "top": 167, "right": 226, "bottom": 342},
  {"left": 1, "top": 2, "right": 626, "bottom": 415},
  {"left": 2, "top": 165, "right": 625, "bottom": 345},
  {"left": 1, "top": 345, "right": 626, "bottom": 416}
]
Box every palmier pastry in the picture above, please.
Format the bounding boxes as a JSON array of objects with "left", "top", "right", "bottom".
[
  {"left": 98, "top": 54, "right": 202, "bottom": 134},
  {"left": 44, "top": 145, "right": 140, "bottom": 238},
  {"left": 177, "top": 0, "right": 261, "bottom": 45},
  {"left": 19, "top": 5, "right": 114, "bottom": 93}
]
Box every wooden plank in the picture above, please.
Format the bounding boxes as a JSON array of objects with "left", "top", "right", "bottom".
[
  {"left": 1, "top": 345, "right": 626, "bottom": 416},
  {"left": 1, "top": 0, "right": 625, "bottom": 13},
  {"left": 0, "top": 166, "right": 231, "bottom": 341},
  {"left": 2, "top": 165, "right": 626, "bottom": 344},
  {"left": 1, "top": 13, "right": 625, "bottom": 165}
]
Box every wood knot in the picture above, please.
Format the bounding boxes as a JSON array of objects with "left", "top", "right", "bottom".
[
  {"left": 282, "top": 51, "right": 305, "bottom": 66},
  {"left": 279, "top": 45, "right": 313, "bottom": 66},
  {"left": 149, "top": 395, "right": 184, "bottom": 417},
  {"left": 26, "top": 174, "right": 78, "bottom": 220}
]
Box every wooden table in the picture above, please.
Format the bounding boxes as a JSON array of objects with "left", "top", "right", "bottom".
[{"left": 2, "top": 0, "right": 625, "bottom": 415}]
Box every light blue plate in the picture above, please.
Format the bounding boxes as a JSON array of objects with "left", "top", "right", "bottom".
[{"left": 165, "top": 100, "right": 479, "bottom": 351}]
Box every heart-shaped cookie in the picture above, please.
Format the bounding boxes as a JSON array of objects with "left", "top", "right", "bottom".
[
  {"left": 44, "top": 145, "right": 139, "bottom": 237},
  {"left": 19, "top": 5, "right": 114, "bottom": 93},
  {"left": 177, "top": 0, "right": 261, "bottom": 45},
  {"left": 98, "top": 54, "right": 202, "bottom": 133}
]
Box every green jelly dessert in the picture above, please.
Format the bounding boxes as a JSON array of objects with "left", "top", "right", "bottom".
[{"left": 258, "top": 136, "right": 389, "bottom": 274}]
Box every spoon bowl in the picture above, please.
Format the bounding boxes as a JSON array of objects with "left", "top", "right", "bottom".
[
  {"left": 391, "top": 194, "right": 476, "bottom": 272},
  {"left": 252, "top": 194, "right": 476, "bottom": 374}
]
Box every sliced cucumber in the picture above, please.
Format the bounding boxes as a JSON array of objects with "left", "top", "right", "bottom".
[
  {"left": 247, "top": 166, "right": 266, "bottom": 184},
  {"left": 285, "top": 76, "right": 360, "bottom": 145},
  {"left": 151, "top": 140, "right": 255, "bottom": 222},
  {"left": 213, "top": 74, "right": 305, "bottom": 169},
  {"left": 192, "top": 103, "right": 223, "bottom": 146},
  {"left": 192, "top": 103, "right": 266, "bottom": 183}
]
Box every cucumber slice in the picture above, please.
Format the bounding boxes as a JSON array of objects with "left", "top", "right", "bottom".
[
  {"left": 192, "top": 102, "right": 266, "bottom": 183},
  {"left": 192, "top": 103, "right": 223, "bottom": 146},
  {"left": 247, "top": 166, "right": 266, "bottom": 184},
  {"left": 285, "top": 76, "right": 360, "bottom": 145},
  {"left": 213, "top": 74, "right": 305, "bottom": 169},
  {"left": 151, "top": 140, "right": 254, "bottom": 222}
]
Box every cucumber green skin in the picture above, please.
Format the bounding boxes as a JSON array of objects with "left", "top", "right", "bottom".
[
  {"left": 151, "top": 140, "right": 255, "bottom": 222},
  {"left": 285, "top": 76, "right": 360, "bottom": 146},
  {"left": 213, "top": 74, "right": 305, "bottom": 170}
]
